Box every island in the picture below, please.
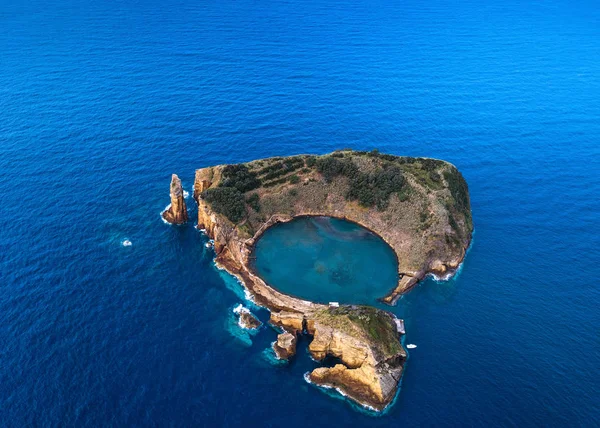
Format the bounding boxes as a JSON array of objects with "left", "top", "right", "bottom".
[{"left": 177, "top": 149, "right": 472, "bottom": 411}]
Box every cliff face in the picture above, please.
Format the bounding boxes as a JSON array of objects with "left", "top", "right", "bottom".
[
  {"left": 194, "top": 151, "right": 472, "bottom": 303},
  {"left": 191, "top": 150, "right": 473, "bottom": 411},
  {"left": 272, "top": 331, "right": 297, "bottom": 360},
  {"left": 193, "top": 178, "right": 407, "bottom": 411},
  {"left": 162, "top": 174, "right": 188, "bottom": 224}
]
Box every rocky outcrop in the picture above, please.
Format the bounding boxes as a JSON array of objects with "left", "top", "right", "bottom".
[
  {"left": 273, "top": 332, "right": 297, "bottom": 360},
  {"left": 269, "top": 311, "right": 305, "bottom": 333},
  {"left": 192, "top": 168, "right": 407, "bottom": 411},
  {"left": 304, "top": 309, "right": 406, "bottom": 411},
  {"left": 309, "top": 359, "right": 403, "bottom": 411},
  {"left": 233, "top": 304, "right": 262, "bottom": 329},
  {"left": 193, "top": 151, "right": 472, "bottom": 304},
  {"left": 239, "top": 312, "right": 262, "bottom": 330},
  {"left": 190, "top": 151, "right": 473, "bottom": 412},
  {"left": 162, "top": 174, "right": 188, "bottom": 224}
]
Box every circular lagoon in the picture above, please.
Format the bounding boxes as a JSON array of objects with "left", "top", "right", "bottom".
[{"left": 252, "top": 216, "right": 398, "bottom": 304}]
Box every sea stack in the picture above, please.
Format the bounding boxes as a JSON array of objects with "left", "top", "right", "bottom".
[
  {"left": 273, "top": 332, "right": 297, "bottom": 360},
  {"left": 162, "top": 174, "right": 188, "bottom": 224}
]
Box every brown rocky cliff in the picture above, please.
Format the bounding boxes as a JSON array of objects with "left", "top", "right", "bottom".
[
  {"left": 162, "top": 174, "right": 188, "bottom": 224},
  {"left": 273, "top": 332, "right": 297, "bottom": 360},
  {"left": 193, "top": 165, "right": 408, "bottom": 412}
]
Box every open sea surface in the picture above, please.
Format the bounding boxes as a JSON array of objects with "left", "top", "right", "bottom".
[{"left": 1, "top": 0, "right": 599, "bottom": 426}]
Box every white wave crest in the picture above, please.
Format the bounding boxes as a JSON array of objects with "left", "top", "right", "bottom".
[
  {"left": 303, "top": 372, "right": 379, "bottom": 412},
  {"left": 160, "top": 204, "right": 172, "bottom": 225},
  {"left": 233, "top": 304, "right": 250, "bottom": 316}
]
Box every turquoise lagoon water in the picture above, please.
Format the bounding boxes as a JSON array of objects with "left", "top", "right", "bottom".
[{"left": 252, "top": 217, "right": 398, "bottom": 304}]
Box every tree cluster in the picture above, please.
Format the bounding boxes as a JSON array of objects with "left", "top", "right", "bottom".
[
  {"left": 316, "top": 156, "right": 405, "bottom": 210},
  {"left": 245, "top": 193, "right": 261, "bottom": 212},
  {"left": 315, "top": 156, "right": 358, "bottom": 182},
  {"left": 346, "top": 166, "right": 405, "bottom": 210},
  {"left": 257, "top": 157, "right": 305, "bottom": 181},
  {"left": 220, "top": 164, "right": 261, "bottom": 193},
  {"left": 443, "top": 168, "right": 470, "bottom": 214},
  {"left": 202, "top": 187, "right": 246, "bottom": 223}
]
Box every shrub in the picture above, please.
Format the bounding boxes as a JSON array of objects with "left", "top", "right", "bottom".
[
  {"left": 419, "top": 158, "right": 444, "bottom": 172},
  {"left": 315, "top": 157, "right": 358, "bottom": 182},
  {"left": 263, "top": 176, "right": 289, "bottom": 187},
  {"left": 289, "top": 174, "right": 300, "bottom": 184},
  {"left": 221, "top": 164, "right": 261, "bottom": 192},
  {"left": 443, "top": 168, "right": 470, "bottom": 213},
  {"left": 257, "top": 157, "right": 304, "bottom": 181},
  {"left": 202, "top": 187, "right": 246, "bottom": 223},
  {"left": 245, "top": 193, "right": 260, "bottom": 212},
  {"left": 429, "top": 171, "right": 441, "bottom": 183},
  {"left": 443, "top": 167, "right": 472, "bottom": 233},
  {"left": 346, "top": 165, "right": 405, "bottom": 210}
]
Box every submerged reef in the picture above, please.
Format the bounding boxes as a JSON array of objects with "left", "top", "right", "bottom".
[{"left": 185, "top": 149, "right": 472, "bottom": 411}]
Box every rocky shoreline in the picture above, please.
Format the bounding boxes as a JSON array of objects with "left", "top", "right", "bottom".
[
  {"left": 170, "top": 150, "right": 472, "bottom": 411},
  {"left": 194, "top": 195, "right": 407, "bottom": 411}
]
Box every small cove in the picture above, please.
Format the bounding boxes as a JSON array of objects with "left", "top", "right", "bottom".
[{"left": 251, "top": 217, "right": 399, "bottom": 305}]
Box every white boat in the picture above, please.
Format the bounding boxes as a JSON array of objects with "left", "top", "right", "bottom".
[{"left": 406, "top": 344, "right": 417, "bottom": 349}]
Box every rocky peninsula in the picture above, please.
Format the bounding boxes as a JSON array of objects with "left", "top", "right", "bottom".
[{"left": 189, "top": 149, "right": 472, "bottom": 411}]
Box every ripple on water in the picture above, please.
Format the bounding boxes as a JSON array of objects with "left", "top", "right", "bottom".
[{"left": 252, "top": 217, "right": 399, "bottom": 305}]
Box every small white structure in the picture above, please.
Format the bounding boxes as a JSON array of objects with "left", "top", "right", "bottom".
[
  {"left": 329, "top": 302, "right": 339, "bottom": 308},
  {"left": 394, "top": 318, "right": 405, "bottom": 335}
]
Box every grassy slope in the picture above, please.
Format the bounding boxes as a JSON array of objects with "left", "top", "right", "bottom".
[
  {"left": 313, "top": 305, "right": 404, "bottom": 358},
  {"left": 202, "top": 149, "right": 472, "bottom": 274}
]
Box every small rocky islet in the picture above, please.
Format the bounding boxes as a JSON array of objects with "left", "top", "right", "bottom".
[{"left": 163, "top": 149, "right": 473, "bottom": 412}]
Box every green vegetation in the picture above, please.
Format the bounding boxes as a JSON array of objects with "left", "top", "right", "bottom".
[
  {"left": 305, "top": 156, "right": 317, "bottom": 167},
  {"left": 221, "top": 164, "right": 261, "bottom": 192},
  {"left": 315, "top": 156, "right": 358, "bottom": 182},
  {"left": 263, "top": 176, "right": 289, "bottom": 188},
  {"left": 322, "top": 306, "right": 402, "bottom": 356},
  {"left": 443, "top": 168, "right": 470, "bottom": 214},
  {"left": 202, "top": 187, "right": 246, "bottom": 223},
  {"left": 201, "top": 150, "right": 472, "bottom": 242},
  {"left": 346, "top": 166, "right": 405, "bottom": 210},
  {"left": 316, "top": 156, "right": 405, "bottom": 210},
  {"left": 256, "top": 157, "right": 305, "bottom": 181},
  {"left": 246, "top": 193, "right": 261, "bottom": 212}
]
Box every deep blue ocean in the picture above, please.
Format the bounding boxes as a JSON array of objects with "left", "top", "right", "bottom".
[{"left": 1, "top": 0, "right": 599, "bottom": 426}]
